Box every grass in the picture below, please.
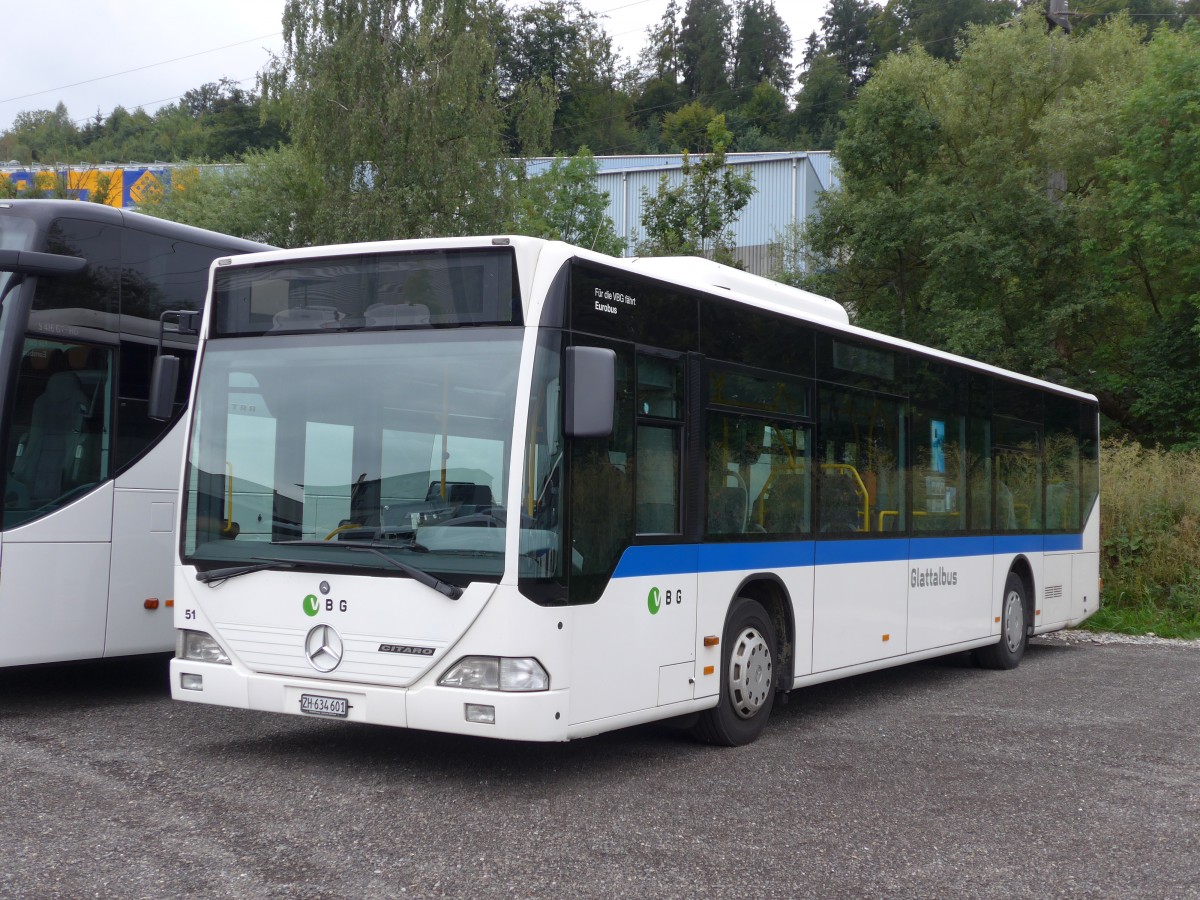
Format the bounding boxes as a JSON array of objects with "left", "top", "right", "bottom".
[{"left": 1091, "top": 440, "right": 1200, "bottom": 639}]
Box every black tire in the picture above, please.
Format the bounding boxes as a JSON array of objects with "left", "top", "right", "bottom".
[
  {"left": 693, "top": 596, "right": 777, "bottom": 746},
  {"left": 975, "top": 571, "right": 1029, "bottom": 670}
]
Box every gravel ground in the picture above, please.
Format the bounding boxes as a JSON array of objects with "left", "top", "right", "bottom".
[{"left": 1036, "top": 628, "right": 1200, "bottom": 649}]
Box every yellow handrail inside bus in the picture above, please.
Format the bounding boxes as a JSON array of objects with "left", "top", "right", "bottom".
[
  {"left": 222, "top": 461, "right": 235, "bottom": 536},
  {"left": 821, "top": 463, "right": 870, "bottom": 532}
]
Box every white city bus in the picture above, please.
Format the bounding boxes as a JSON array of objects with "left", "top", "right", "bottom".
[
  {"left": 0, "top": 200, "right": 269, "bottom": 666},
  {"left": 168, "top": 237, "right": 1099, "bottom": 744}
]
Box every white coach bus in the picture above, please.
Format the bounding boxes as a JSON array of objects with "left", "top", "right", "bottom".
[
  {"left": 0, "top": 200, "right": 268, "bottom": 666},
  {"left": 166, "top": 237, "right": 1099, "bottom": 744}
]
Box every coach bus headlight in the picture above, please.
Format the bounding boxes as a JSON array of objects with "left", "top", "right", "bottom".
[
  {"left": 439, "top": 656, "right": 549, "bottom": 692},
  {"left": 177, "top": 630, "right": 231, "bottom": 665}
]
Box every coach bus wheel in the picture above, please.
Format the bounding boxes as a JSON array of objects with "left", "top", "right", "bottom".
[
  {"left": 975, "top": 572, "right": 1028, "bottom": 670},
  {"left": 693, "top": 596, "right": 777, "bottom": 746}
]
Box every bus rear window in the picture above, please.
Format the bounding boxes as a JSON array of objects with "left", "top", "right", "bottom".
[{"left": 212, "top": 248, "right": 521, "bottom": 336}]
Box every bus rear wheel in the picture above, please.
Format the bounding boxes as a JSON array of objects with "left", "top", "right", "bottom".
[
  {"left": 693, "top": 596, "right": 776, "bottom": 746},
  {"left": 976, "top": 572, "right": 1028, "bottom": 670}
]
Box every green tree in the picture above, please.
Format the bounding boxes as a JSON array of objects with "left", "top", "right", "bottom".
[
  {"left": 662, "top": 100, "right": 721, "bottom": 150},
  {"left": 679, "top": 0, "right": 733, "bottom": 102},
  {"left": 1, "top": 103, "right": 79, "bottom": 163},
  {"left": 801, "top": 11, "right": 1149, "bottom": 427},
  {"left": 1083, "top": 22, "right": 1200, "bottom": 443},
  {"left": 732, "top": 81, "right": 789, "bottom": 146},
  {"left": 870, "top": 0, "right": 1017, "bottom": 61},
  {"left": 819, "top": 0, "right": 879, "bottom": 89},
  {"left": 83, "top": 106, "right": 159, "bottom": 162},
  {"left": 731, "top": 0, "right": 794, "bottom": 100},
  {"left": 636, "top": 115, "right": 755, "bottom": 265},
  {"left": 265, "top": 0, "right": 549, "bottom": 243},
  {"left": 787, "top": 49, "right": 853, "bottom": 148},
  {"left": 1070, "top": 0, "right": 1187, "bottom": 38},
  {"left": 509, "top": 149, "right": 624, "bottom": 255},
  {"left": 640, "top": 0, "right": 683, "bottom": 83},
  {"left": 138, "top": 145, "right": 325, "bottom": 247}
]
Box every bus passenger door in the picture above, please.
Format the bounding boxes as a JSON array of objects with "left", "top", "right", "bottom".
[{"left": 567, "top": 348, "right": 698, "bottom": 723}]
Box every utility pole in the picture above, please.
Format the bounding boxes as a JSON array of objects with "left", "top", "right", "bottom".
[{"left": 1046, "top": 0, "right": 1072, "bottom": 33}]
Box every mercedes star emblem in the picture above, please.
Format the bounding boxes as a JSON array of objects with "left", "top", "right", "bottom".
[{"left": 304, "top": 624, "right": 344, "bottom": 672}]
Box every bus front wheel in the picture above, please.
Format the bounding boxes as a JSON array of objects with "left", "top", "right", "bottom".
[
  {"left": 975, "top": 572, "right": 1028, "bottom": 670},
  {"left": 693, "top": 596, "right": 777, "bottom": 746}
]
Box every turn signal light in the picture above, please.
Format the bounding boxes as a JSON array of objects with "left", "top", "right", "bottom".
[
  {"left": 882, "top": 633, "right": 890, "bottom": 642},
  {"left": 703, "top": 665, "right": 715, "bottom": 675},
  {"left": 703, "top": 636, "right": 720, "bottom": 647},
  {"left": 144, "top": 598, "right": 160, "bottom": 610}
]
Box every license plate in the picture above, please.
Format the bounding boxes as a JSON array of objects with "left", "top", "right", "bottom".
[{"left": 300, "top": 693, "right": 348, "bottom": 718}]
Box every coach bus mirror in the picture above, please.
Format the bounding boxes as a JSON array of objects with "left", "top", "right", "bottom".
[
  {"left": 0, "top": 249, "right": 87, "bottom": 309},
  {"left": 148, "top": 354, "right": 181, "bottom": 421},
  {"left": 564, "top": 346, "right": 616, "bottom": 439},
  {"left": 0, "top": 248, "right": 87, "bottom": 277}
]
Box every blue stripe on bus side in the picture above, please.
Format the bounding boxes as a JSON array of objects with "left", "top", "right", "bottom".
[{"left": 611, "top": 532, "right": 1084, "bottom": 579}]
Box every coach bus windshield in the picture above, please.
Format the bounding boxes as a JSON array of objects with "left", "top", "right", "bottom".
[
  {"left": 0, "top": 212, "right": 36, "bottom": 312},
  {"left": 183, "top": 328, "right": 524, "bottom": 583}
]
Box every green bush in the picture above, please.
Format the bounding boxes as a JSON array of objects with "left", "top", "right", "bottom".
[{"left": 1093, "top": 440, "right": 1200, "bottom": 638}]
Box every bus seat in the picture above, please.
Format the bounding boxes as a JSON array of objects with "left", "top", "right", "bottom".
[
  {"left": 271, "top": 306, "right": 338, "bottom": 331},
  {"left": 12, "top": 370, "right": 89, "bottom": 504},
  {"left": 709, "top": 485, "right": 747, "bottom": 534},
  {"left": 424, "top": 481, "right": 493, "bottom": 513},
  {"left": 366, "top": 303, "right": 430, "bottom": 327},
  {"left": 763, "top": 474, "right": 808, "bottom": 534},
  {"left": 66, "top": 345, "right": 90, "bottom": 369},
  {"left": 447, "top": 483, "right": 492, "bottom": 511},
  {"left": 820, "top": 473, "right": 861, "bottom": 533},
  {"left": 997, "top": 482, "right": 1018, "bottom": 531}
]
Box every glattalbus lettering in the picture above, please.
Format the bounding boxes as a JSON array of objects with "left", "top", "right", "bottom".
[{"left": 910, "top": 566, "right": 959, "bottom": 588}]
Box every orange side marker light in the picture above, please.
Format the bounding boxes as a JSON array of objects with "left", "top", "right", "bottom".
[
  {"left": 703, "top": 636, "right": 720, "bottom": 647},
  {"left": 882, "top": 633, "right": 890, "bottom": 642},
  {"left": 144, "top": 598, "right": 160, "bottom": 610},
  {"left": 703, "top": 665, "right": 715, "bottom": 676}
]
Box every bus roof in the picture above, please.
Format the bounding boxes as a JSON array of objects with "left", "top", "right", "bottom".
[
  {"left": 0, "top": 199, "right": 271, "bottom": 253},
  {"left": 215, "top": 235, "right": 1098, "bottom": 405}
]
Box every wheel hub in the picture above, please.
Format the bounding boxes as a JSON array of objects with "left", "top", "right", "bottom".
[
  {"left": 728, "top": 626, "right": 773, "bottom": 719},
  {"left": 1003, "top": 589, "right": 1024, "bottom": 652}
]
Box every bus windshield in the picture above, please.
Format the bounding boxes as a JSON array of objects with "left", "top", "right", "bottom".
[
  {"left": 0, "top": 212, "right": 36, "bottom": 308},
  {"left": 183, "top": 328, "right": 524, "bottom": 582}
]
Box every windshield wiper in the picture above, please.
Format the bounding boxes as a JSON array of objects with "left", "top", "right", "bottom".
[
  {"left": 275, "top": 541, "right": 462, "bottom": 600},
  {"left": 196, "top": 557, "right": 297, "bottom": 585}
]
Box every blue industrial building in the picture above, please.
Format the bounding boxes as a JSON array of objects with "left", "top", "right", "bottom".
[{"left": 527, "top": 150, "right": 838, "bottom": 274}]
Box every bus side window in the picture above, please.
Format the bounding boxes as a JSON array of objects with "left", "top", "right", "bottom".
[
  {"left": 115, "top": 341, "right": 196, "bottom": 471},
  {"left": 5, "top": 340, "right": 113, "bottom": 526},
  {"left": 816, "top": 386, "right": 904, "bottom": 534},
  {"left": 635, "top": 354, "right": 683, "bottom": 536}
]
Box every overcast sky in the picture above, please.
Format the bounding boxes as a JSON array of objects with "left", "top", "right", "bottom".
[{"left": 1, "top": 0, "right": 825, "bottom": 138}]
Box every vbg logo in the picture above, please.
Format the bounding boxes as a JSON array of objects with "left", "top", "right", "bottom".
[
  {"left": 647, "top": 587, "right": 662, "bottom": 615},
  {"left": 647, "top": 586, "right": 683, "bottom": 615},
  {"left": 303, "top": 592, "right": 350, "bottom": 616}
]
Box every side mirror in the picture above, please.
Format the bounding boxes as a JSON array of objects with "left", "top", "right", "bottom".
[
  {"left": 564, "top": 346, "right": 615, "bottom": 438},
  {"left": 148, "top": 354, "right": 181, "bottom": 421}
]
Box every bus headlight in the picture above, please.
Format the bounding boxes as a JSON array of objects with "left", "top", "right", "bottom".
[
  {"left": 439, "top": 656, "right": 549, "bottom": 692},
  {"left": 177, "top": 629, "right": 231, "bottom": 665}
]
